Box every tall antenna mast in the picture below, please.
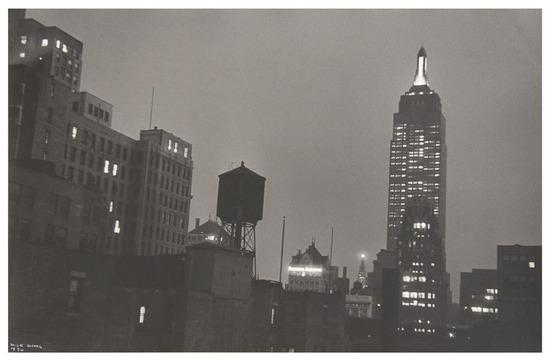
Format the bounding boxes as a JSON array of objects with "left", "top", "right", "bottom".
[
  {"left": 329, "top": 226, "right": 334, "bottom": 266},
  {"left": 328, "top": 226, "right": 334, "bottom": 293},
  {"left": 279, "top": 216, "right": 286, "bottom": 283},
  {"left": 148, "top": 86, "right": 155, "bottom": 130}
]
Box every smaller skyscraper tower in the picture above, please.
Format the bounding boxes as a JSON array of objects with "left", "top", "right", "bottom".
[{"left": 357, "top": 254, "right": 368, "bottom": 288}]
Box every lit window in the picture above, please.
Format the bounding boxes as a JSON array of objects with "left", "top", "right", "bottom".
[
  {"left": 402, "top": 291, "right": 410, "bottom": 298},
  {"left": 270, "top": 305, "right": 277, "bottom": 325},
  {"left": 62, "top": 43, "right": 68, "bottom": 53},
  {"left": 529, "top": 261, "right": 535, "bottom": 269},
  {"left": 56, "top": 40, "right": 61, "bottom": 48},
  {"left": 112, "top": 164, "right": 118, "bottom": 176},
  {"left": 168, "top": 139, "right": 172, "bottom": 150},
  {"left": 139, "top": 306, "right": 146, "bottom": 324},
  {"left": 109, "top": 201, "right": 114, "bottom": 213},
  {"left": 104, "top": 160, "right": 110, "bottom": 174},
  {"left": 71, "top": 126, "right": 78, "bottom": 139},
  {"left": 484, "top": 295, "right": 494, "bottom": 301},
  {"left": 20, "top": 35, "right": 27, "bottom": 44},
  {"left": 114, "top": 220, "right": 121, "bottom": 234},
  {"left": 41, "top": 39, "right": 49, "bottom": 47},
  {"left": 184, "top": 147, "right": 189, "bottom": 158},
  {"left": 19, "top": 52, "right": 25, "bottom": 58},
  {"left": 206, "top": 235, "right": 216, "bottom": 241},
  {"left": 174, "top": 142, "right": 178, "bottom": 153}
]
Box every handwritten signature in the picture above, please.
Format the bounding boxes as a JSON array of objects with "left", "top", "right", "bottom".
[{"left": 9, "top": 343, "right": 43, "bottom": 352}]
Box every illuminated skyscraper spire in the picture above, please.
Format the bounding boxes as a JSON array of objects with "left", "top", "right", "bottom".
[
  {"left": 357, "top": 254, "right": 368, "bottom": 288},
  {"left": 413, "top": 46, "right": 428, "bottom": 86}
]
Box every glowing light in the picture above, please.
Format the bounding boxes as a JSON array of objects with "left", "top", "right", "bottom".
[
  {"left": 288, "top": 266, "right": 323, "bottom": 273},
  {"left": 139, "top": 306, "right": 146, "bottom": 323},
  {"left": 529, "top": 261, "right": 535, "bottom": 268},
  {"left": 413, "top": 53, "right": 428, "bottom": 86},
  {"left": 361, "top": 254, "right": 366, "bottom": 259},
  {"left": 114, "top": 219, "right": 121, "bottom": 234}
]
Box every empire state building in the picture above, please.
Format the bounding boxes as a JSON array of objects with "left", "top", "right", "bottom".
[{"left": 386, "top": 47, "right": 447, "bottom": 251}]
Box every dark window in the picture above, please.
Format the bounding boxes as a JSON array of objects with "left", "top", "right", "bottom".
[
  {"left": 67, "top": 276, "right": 84, "bottom": 313},
  {"left": 47, "top": 107, "right": 54, "bottom": 123},
  {"left": 88, "top": 104, "right": 93, "bottom": 115},
  {"left": 82, "top": 203, "right": 91, "bottom": 224},
  {"left": 72, "top": 101, "right": 79, "bottom": 112},
  {"left": 55, "top": 227, "right": 68, "bottom": 245},
  {"left": 9, "top": 216, "right": 17, "bottom": 241},
  {"left": 99, "top": 109, "right": 104, "bottom": 120},
  {"left": 67, "top": 166, "right": 74, "bottom": 182},
  {"left": 93, "top": 106, "right": 99, "bottom": 117},
  {"left": 100, "top": 137, "right": 105, "bottom": 151},
  {"left": 44, "top": 224, "right": 55, "bottom": 244},
  {"left": 82, "top": 130, "right": 88, "bottom": 145},
  {"left": 115, "top": 144, "right": 121, "bottom": 158},
  {"left": 107, "top": 141, "right": 112, "bottom": 154},
  {"left": 70, "top": 147, "right": 76, "bottom": 162},
  {"left": 105, "top": 112, "right": 110, "bottom": 122},
  {"left": 20, "top": 185, "right": 36, "bottom": 210},
  {"left": 88, "top": 154, "right": 94, "bottom": 168},
  {"left": 9, "top": 182, "right": 22, "bottom": 206},
  {"left": 16, "top": 218, "right": 32, "bottom": 242},
  {"left": 58, "top": 196, "right": 71, "bottom": 217},
  {"left": 79, "top": 233, "right": 97, "bottom": 253},
  {"left": 47, "top": 193, "right": 59, "bottom": 215},
  {"left": 122, "top": 147, "right": 128, "bottom": 160},
  {"left": 80, "top": 150, "right": 86, "bottom": 165},
  {"left": 90, "top": 134, "right": 96, "bottom": 149}
]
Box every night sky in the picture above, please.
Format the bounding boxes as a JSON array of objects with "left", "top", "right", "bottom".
[{"left": 27, "top": 9, "right": 541, "bottom": 300}]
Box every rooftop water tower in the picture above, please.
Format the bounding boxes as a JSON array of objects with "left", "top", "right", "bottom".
[{"left": 216, "top": 161, "right": 266, "bottom": 271}]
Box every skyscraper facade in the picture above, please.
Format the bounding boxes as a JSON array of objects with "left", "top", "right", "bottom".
[
  {"left": 384, "top": 48, "right": 450, "bottom": 337},
  {"left": 9, "top": 11, "right": 194, "bottom": 256},
  {"left": 396, "top": 198, "right": 449, "bottom": 335},
  {"left": 386, "top": 47, "right": 447, "bottom": 251}
]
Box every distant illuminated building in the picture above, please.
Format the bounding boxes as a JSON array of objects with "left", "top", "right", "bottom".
[
  {"left": 345, "top": 293, "right": 373, "bottom": 318},
  {"left": 459, "top": 269, "right": 498, "bottom": 326},
  {"left": 496, "top": 244, "right": 541, "bottom": 347},
  {"left": 287, "top": 241, "right": 336, "bottom": 293},
  {"left": 357, "top": 254, "right": 368, "bottom": 288},
  {"left": 185, "top": 217, "right": 229, "bottom": 246}
]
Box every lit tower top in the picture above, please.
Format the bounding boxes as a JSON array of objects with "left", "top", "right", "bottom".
[
  {"left": 413, "top": 46, "right": 428, "bottom": 87},
  {"left": 357, "top": 253, "right": 368, "bottom": 288}
]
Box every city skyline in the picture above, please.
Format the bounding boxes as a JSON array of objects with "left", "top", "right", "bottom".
[{"left": 25, "top": 9, "right": 541, "bottom": 300}]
